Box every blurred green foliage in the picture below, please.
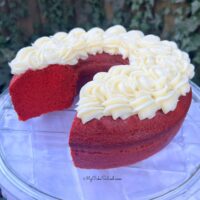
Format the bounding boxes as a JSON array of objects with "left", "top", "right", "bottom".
[{"left": 0, "top": 0, "right": 200, "bottom": 93}]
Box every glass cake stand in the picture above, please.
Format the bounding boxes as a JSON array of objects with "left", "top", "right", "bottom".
[{"left": 0, "top": 82, "right": 200, "bottom": 200}]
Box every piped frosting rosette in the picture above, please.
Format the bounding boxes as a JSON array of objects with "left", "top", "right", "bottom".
[
  {"left": 9, "top": 25, "right": 195, "bottom": 123},
  {"left": 77, "top": 64, "right": 192, "bottom": 124}
]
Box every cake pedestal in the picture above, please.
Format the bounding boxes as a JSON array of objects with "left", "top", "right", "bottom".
[{"left": 0, "top": 82, "right": 200, "bottom": 200}]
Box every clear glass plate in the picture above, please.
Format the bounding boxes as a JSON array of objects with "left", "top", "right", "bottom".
[{"left": 0, "top": 83, "right": 200, "bottom": 200}]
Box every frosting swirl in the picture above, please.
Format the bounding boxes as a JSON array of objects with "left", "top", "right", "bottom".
[
  {"left": 76, "top": 64, "right": 193, "bottom": 123},
  {"left": 9, "top": 25, "right": 195, "bottom": 123}
]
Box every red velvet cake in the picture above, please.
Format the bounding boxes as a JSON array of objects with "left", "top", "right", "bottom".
[
  {"left": 70, "top": 91, "right": 192, "bottom": 169},
  {"left": 8, "top": 25, "right": 195, "bottom": 169}
]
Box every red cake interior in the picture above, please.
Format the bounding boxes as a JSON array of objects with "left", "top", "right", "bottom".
[
  {"left": 69, "top": 90, "right": 192, "bottom": 169},
  {"left": 75, "top": 53, "right": 128, "bottom": 91},
  {"left": 10, "top": 65, "right": 78, "bottom": 120},
  {"left": 9, "top": 53, "right": 129, "bottom": 120}
]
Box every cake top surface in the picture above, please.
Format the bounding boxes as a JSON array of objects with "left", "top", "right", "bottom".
[{"left": 9, "top": 25, "right": 195, "bottom": 123}]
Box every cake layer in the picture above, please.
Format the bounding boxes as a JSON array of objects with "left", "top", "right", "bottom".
[{"left": 69, "top": 90, "right": 192, "bottom": 169}]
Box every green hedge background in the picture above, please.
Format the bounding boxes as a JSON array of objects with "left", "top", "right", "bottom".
[{"left": 0, "top": 0, "right": 200, "bottom": 93}]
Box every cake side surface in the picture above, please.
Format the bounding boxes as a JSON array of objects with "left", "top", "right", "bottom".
[
  {"left": 69, "top": 90, "right": 192, "bottom": 169},
  {"left": 70, "top": 119, "right": 184, "bottom": 169}
]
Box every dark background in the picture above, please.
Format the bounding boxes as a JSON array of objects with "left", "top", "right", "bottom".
[{"left": 0, "top": 0, "right": 200, "bottom": 94}]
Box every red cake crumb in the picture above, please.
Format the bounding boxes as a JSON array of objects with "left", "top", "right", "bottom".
[
  {"left": 9, "top": 65, "right": 78, "bottom": 121},
  {"left": 69, "top": 91, "right": 192, "bottom": 169}
]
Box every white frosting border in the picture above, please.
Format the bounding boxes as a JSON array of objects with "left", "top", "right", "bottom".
[{"left": 9, "top": 25, "right": 195, "bottom": 123}]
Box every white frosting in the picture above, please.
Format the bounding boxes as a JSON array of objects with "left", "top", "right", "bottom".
[
  {"left": 10, "top": 25, "right": 127, "bottom": 74},
  {"left": 9, "top": 25, "right": 195, "bottom": 123},
  {"left": 77, "top": 65, "right": 192, "bottom": 124}
]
